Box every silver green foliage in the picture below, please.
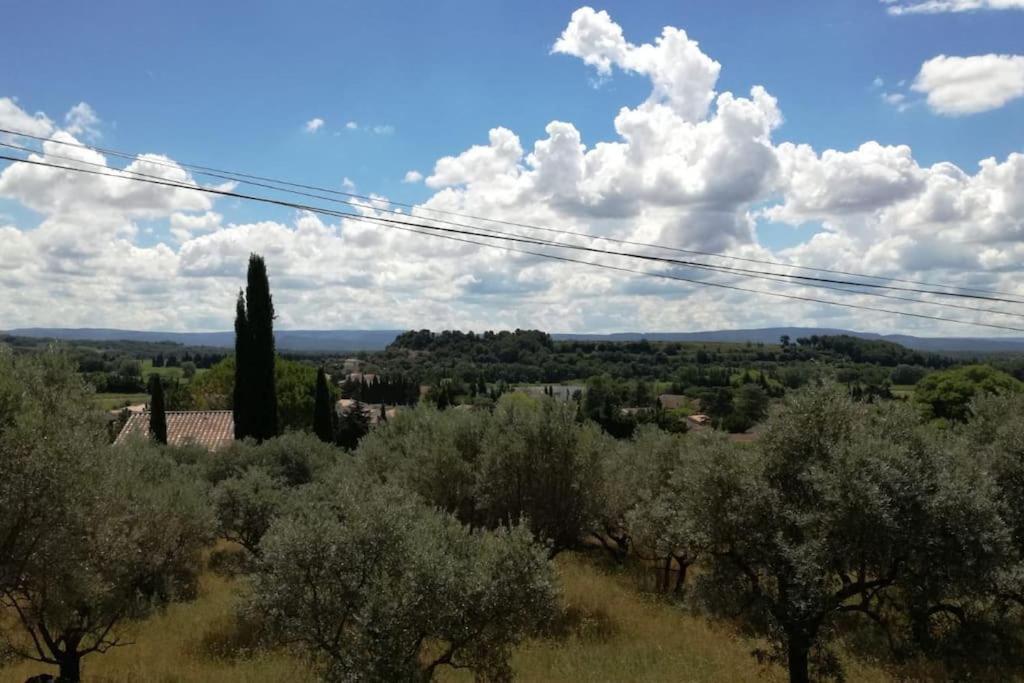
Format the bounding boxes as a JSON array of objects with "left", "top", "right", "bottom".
[{"left": 248, "top": 469, "right": 557, "bottom": 682}]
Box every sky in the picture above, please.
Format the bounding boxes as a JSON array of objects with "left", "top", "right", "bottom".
[{"left": 1, "top": 0, "right": 1023, "bottom": 335}]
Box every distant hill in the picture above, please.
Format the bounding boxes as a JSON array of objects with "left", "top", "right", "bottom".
[
  {"left": 3, "top": 328, "right": 404, "bottom": 352},
  {"left": 552, "top": 328, "right": 1024, "bottom": 354},
  {"left": 7, "top": 326, "right": 1024, "bottom": 354}
]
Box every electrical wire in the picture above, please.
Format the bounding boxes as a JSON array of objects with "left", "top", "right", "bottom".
[
  {"left": 3, "top": 139, "right": 1023, "bottom": 321},
  {"left": 3, "top": 125, "right": 1020, "bottom": 302},
  {"left": 2, "top": 151, "right": 1023, "bottom": 333}
]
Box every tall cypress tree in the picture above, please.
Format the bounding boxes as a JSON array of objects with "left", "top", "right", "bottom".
[
  {"left": 245, "top": 254, "right": 278, "bottom": 440},
  {"left": 233, "top": 289, "right": 251, "bottom": 440},
  {"left": 313, "top": 367, "right": 334, "bottom": 443},
  {"left": 232, "top": 254, "right": 279, "bottom": 442},
  {"left": 149, "top": 375, "right": 168, "bottom": 445}
]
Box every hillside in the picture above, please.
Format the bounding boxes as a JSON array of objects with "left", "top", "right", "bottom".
[
  {"left": 8, "top": 326, "right": 1024, "bottom": 353},
  {"left": 3, "top": 328, "right": 404, "bottom": 352}
]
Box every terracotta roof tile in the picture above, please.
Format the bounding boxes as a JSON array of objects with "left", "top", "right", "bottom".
[{"left": 114, "top": 410, "right": 234, "bottom": 451}]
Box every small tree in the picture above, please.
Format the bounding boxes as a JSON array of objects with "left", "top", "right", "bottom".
[
  {"left": 688, "top": 385, "right": 1021, "bottom": 682},
  {"left": 355, "top": 404, "right": 487, "bottom": 523},
  {"left": 476, "top": 394, "right": 605, "bottom": 554},
  {"left": 207, "top": 432, "right": 339, "bottom": 488},
  {"left": 212, "top": 467, "right": 288, "bottom": 556},
  {"left": 914, "top": 364, "right": 1021, "bottom": 422},
  {"left": 248, "top": 473, "right": 556, "bottom": 681},
  {"left": 149, "top": 375, "right": 168, "bottom": 445},
  {"left": 0, "top": 444, "right": 213, "bottom": 681},
  {"left": 597, "top": 425, "right": 704, "bottom": 587},
  {"left": 335, "top": 401, "right": 370, "bottom": 450},
  {"left": 0, "top": 348, "right": 106, "bottom": 596},
  {"left": 313, "top": 367, "right": 334, "bottom": 443}
]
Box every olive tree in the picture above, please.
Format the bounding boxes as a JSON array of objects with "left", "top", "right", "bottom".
[
  {"left": 212, "top": 467, "right": 290, "bottom": 556},
  {"left": 688, "top": 385, "right": 1022, "bottom": 682},
  {"left": 963, "top": 391, "right": 1024, "bottom": 552},
  {"left": 619, "top": 428, "right": 714, "bottom": 592},
  {"left": 593, "top": 425, "right": 686, "bottom": 564},
  {"left": 356, "top": 403, "right": 488, "bottom": 523},
  {"left": 204, "top": 431, "right": 339, "bottom": 486},
  {"left": 475, "top": 393, "right": 605, "bottom": 554},
  {"left": 358, "top": 396, "right": 605, "bottom": 555},
  {"left": 0, "top": 347, "right": 107, "bottom": 596},
  {"left": 0, "top": 443, "right": 214, "bottom": 682},
  {"left": 248, "top": 469, "right": 557, "bottom": 682}
]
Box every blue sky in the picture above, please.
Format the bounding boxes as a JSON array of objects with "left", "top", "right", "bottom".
[
  {"left": 1, "top": 2, "right": 1023, "bottom": 334},
  {"left": 5, "top": 1, "right": 1020, "bottom": 206}
]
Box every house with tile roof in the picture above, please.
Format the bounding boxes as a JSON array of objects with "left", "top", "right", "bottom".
[{"left": 114, "top": 410, "right": 234, "bottom": 450}]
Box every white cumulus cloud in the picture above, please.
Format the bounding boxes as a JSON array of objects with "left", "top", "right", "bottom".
[
  {"left": 0, "top": 97, "right": 54, "bottom": 138},
  {"left": 305, "top": 117, "right": 325, "bottom": 133},
  {"left": 912, "top": 54, "right": 1024, "bottom": 115},
  {"left": 64, "top": 102, "right": 100, "bottom": 138},
  {"left": 884, "top": 0, "right": 1024, "bottom": 14},
  {"left": 552, "top": 6, "right": 721, "bottom": 122}
]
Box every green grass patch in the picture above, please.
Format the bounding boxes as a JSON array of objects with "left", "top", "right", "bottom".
[
  {"left": 141, "top": 359, "right": 207, "bottom": 385},
  {"left": 94, "top": 393, "right": 149, "bottom": 410}
]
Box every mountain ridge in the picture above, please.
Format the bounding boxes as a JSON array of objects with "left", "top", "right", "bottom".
[{"left": 6, "top": 326, "right": 1024, "bottom": 354}]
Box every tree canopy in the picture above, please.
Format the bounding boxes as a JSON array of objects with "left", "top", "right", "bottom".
[
  {"left": 249, "top": 468, "right": 556, "bottom": 681},
  {"left": 0, "top": 349, "right": 213, "bottom": 681},
  {"left": 914, "top": 364, "right": 1022, "bottom": 422}
]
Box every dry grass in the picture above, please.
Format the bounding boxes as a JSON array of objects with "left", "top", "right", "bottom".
[
  {"left": 2, "top": 552, "right": 894, "bottom": 683},
  {"left": 443, "top": 553, "right": 782, "bottom": 683},
  {"left": 496, "top": 553, "right": 786, "bottom": 683},
  {"left": 1, "top": 572, "right": 310, "bottom": 683}
]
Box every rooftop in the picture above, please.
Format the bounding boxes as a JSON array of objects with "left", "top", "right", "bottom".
[{"left": 114, "top": 410, "right": 234, "bottom": 450}]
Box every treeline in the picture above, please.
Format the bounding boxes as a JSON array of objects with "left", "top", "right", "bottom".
[
  {"left": 789, "top": 333, "right": 955, "bottom": 367},
  {"left": 371, "top": 329, "right": 958, "bottom": 387},
  {"left": 150, "top": 351, "right": 224, "bottom": 369},
  {"left": 339, "top": 374, "right": 419, "bottom": 405}
]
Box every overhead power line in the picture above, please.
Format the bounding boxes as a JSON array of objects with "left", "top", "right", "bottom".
[
  {"left": 2, "top": 152, "right": 1023, "bottom": 334},
  {"left": 2, "top": 125, "right": 1020, "bottom": 303},
  {"left": 3, "top": 137, "right": 1023, "bottom": 322},
  {"left": 6, "top": 142, "right": 1024, "bottom": 323}
]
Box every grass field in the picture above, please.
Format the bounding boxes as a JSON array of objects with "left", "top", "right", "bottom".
[
  {"left": 90, "top": 361, "right": 208, "bottom": 411},
  {"left": 141, "top": 359, "right": 207, "bottom": 384},
  {"left": 92, "top": 392, "right": 149, "bottom": 411},
  {"left": 1, "top": 570, "right": 310, "bottom": 683},
  {"left": 0, "top": 551, "right": 895, "bottom": 683}
]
